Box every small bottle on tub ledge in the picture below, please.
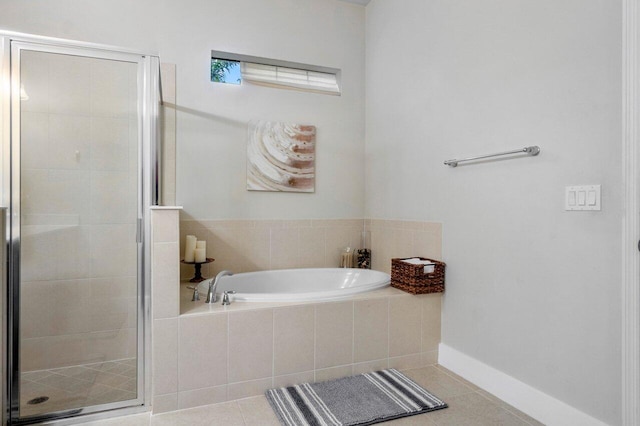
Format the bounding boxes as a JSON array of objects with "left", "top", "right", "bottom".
[{"left": 340, "top": 247, "right": 354, "bottom": 268}]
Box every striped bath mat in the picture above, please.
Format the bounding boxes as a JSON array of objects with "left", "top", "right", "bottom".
[{"left": 265, "top": 369, "right": 447, "bottom": 426}]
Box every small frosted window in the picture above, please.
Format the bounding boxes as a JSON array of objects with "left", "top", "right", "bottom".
[
  {"left": 210, "top": 52, "right": 340, "bottom": 95},
  {"left": 210, "top": 59, "right": 241, "bottom": 85}
]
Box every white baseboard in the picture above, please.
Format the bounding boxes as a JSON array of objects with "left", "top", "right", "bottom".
[{"left": 438, "top": 344, "right": 608, "bottom": 426}]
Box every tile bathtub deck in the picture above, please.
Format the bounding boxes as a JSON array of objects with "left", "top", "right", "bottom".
[{"left": 79, "top": 365, "right": 544, "bottom": 426}]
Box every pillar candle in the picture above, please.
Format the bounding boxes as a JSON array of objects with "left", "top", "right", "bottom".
[
  {"left": 184, "top": 235, "right": 197, "bottom": 262},
  {"left": 196, "top": 240, "right": 206, "bottom": 252},
  {"left": 194, "top": 248, "right": 206, "bottom": 263}
]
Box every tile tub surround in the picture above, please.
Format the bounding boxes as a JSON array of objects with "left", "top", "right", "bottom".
[
  {"left": 152, "top": 213, "right": 445, "bottom": 414},
  {"left": 179, "top": 218, "right": 366, "bottom": 279},
  {"left": 179, "top": 218, "right": 443, "bottom": 280},
  {"left": 161, "top": 284, "right": 441, "bottom": 413}
]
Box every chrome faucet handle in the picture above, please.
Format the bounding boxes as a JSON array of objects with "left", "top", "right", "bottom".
[
  {"left": 186, "top": 285, "right": 200, "bottom": 301},
  {"left": 205, "top": 277, "right": 217, "bottom": 303},
  {"left": 206, "top": 271, "right": 233, "bottom": 304},
  {"left": 221, "top": 290, "right": 236, "bottom": 306}
]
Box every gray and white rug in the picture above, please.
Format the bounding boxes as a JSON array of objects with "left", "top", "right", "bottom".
[{"left": 265, "top": 368, "right": 447, "bottom": 426}]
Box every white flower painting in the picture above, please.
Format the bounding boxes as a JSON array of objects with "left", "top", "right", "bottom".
[{"left": 247, "top": 120, "right": 316, "bottom": 192}]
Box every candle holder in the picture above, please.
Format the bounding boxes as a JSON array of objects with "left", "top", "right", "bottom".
[{"left": 181, "top": 258, "right": 215, "bottom": 283}]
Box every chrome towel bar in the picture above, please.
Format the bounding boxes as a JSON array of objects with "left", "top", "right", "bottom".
[{"left": 444, "top": 146, "right": 540, "bottom": 167}]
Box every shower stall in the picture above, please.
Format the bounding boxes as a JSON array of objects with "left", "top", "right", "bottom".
[{"left": 0, "top": 32, "right": 160, "bottom": 424}]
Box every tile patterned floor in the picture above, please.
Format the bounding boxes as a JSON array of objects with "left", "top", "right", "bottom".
[
  {"left": 20, "top": 358, "right": 137, "bottom": 418},
  {"left": 78, "top": 364, "right": 545, "bottom": 426}
]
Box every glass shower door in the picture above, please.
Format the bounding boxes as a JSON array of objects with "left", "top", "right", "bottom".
[{"left": 12, "top": 44, "right": 143, "bottom": 421}]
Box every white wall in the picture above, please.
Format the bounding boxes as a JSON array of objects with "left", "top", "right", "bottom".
[
  {"left": 365, "top": 1, "right": 621, "bottom": 424},
  {"left": 0, "top": 0, "right": 366, "bottom": 220}
]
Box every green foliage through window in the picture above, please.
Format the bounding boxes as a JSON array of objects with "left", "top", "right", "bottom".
[{"left": 211, "top": 59, "right": 241, "bottom": 84}]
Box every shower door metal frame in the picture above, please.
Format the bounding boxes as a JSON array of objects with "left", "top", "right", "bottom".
[{"left": 0, "top": 32, "right": 159, "bottom": 425}]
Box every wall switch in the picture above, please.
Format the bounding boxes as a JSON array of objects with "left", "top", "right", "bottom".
[{"left": 565, "top": 185, "right": 601, "bottom": 211}]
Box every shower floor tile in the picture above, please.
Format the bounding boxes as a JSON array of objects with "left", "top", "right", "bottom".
[{"left": 19, "top": 358, "right": 137, "bottom": 418}]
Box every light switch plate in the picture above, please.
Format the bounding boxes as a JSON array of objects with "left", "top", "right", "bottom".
[{"left": 565, "top": 185, "right": 601, "bottom": 211}]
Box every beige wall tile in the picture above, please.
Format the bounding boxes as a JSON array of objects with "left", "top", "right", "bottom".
[
  {"left": 21, "top": 224, "right": 91, "bottom": 282},
  {"left": 273, "top": 306, "right": 314, "bottom": 376},
  {"left": 175, "top": 218, "right": 398, "bottom": 273},
  {"left": 204, "top": 227, "right": 244, "bottom": 275},
  {"left": 270, "top": 228, "right": 299, "bottom": 270},
  {"left": 152, "top": 319, "right": 178, "bottom": 396},
  {"left": 369, "top": 219, "right": 443, "bottom": 274},
  {"left": 422, "top": 350, "right": 439, "bottom": 366},
  {"left": 353, "top": 359, "right": 388, "bottom": 375},
  {"left": 153, "top": 242, "right": 180, "bottom": 319},
  {"left": 228, "top": 309, "right": 273, "bottom": 383},
  {"left": 90, "top": 59, "right": 135, "bottom": 119},
  {"left": 20, "top": 338, "right": 47, "bottom": 371},
  {"left": 253, "top": 220, "right": 282, "bottom": 229},
  {"left": 388, "top": 353, "right": 422, "bottom": 370},
  {"left": 178, "top": 314, "right": 228, "bottom": 391},
  {"left": 240, "top": 228, "right": 270, "bottom": 273},
  {"left": 20, "top": 51, "right": 49, "bottom": 113},
  {"left": 90, "top": 328, "right": 137, "bottom": 361},
  {"left": 391, "top": 228, "right": 415, "bottom": 259},
  {"left": 90, "top": 224, "right": 137, "bottom": 277},
  {"left": 49, "top": 54, "right": 92, "bottom": 115},
  {"left": 20, "top": 281, "right": 52, "bottom": 339},
  {"left": 152, "top": 393, "right": 178, "bottom": 414},
  {"left": 152, "top": 210, "right": 179, "bottom": 244},
  {"left": 177, "top": 385, "right": 227, "bottom": 410},
  {"left": 90, "top": 171, "right": 135, "bottom": 224},
  {"left": 325, "top": 228, "right": 352, "bottom": 268},
  {"left": 371, "top": 226, "right": 393, "bottom": 273},
  {"left": 389, "top": 295, "right": 422, "bottom": 357},
  {"left": 23, "top": 328, "right": 136, "bottom": 371},
  {"left": 315, "top": 365, "right": 353, "bottom": 382},
  {"left": 90, "top": 117, "right": 131, "bottom": 171},
  {"left": 273, "top": 371, "right": 315, "bottom": 388},
  {"left": 422, "top": 294, "right": 442, "bottom": 352},
  {"left": 227, "top": 378, "right": 273, "bottom": 400},
  {"left": 298, "top": 227, "right": 326, "bottom": 268},
  {"left": 49, "top": 114, "right": 92, "bottom": 170},
  {"left": 354, "top": 299, "right": 389, "bottom": 362},
  {"left": 312, "top": 219, "right": 363, "bottom": 228},
  {"left": 413, "top": 231, "right": 441, "bottom": 260},
  {"left": 283, "top": 219, "right": 312, "bottom": 228},
  {"left": 179, "top": 220, "right": 203, "bottom": 232},
  {"left": 20, "top": 111, "right": 50, "bottom": 173},
  {"left": 315, "top": 301, "right": 353, "bottom": 369}
]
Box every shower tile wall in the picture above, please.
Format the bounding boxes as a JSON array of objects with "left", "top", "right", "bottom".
[{"left": 20, "top": 51, "right": 138, "bottom": 372}]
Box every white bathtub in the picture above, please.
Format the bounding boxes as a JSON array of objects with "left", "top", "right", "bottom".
[{"left": 207, "top": 268, "right": 390, "bottom": 303}]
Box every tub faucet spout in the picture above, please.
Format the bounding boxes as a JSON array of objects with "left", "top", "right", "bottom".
[{"left": 205, "top": 270, "right": 233, "bottom": 303}]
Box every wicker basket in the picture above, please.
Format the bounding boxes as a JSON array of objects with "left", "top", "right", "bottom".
[{"left": 391, "top": 257, "right": 445, "bottom": 294}]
